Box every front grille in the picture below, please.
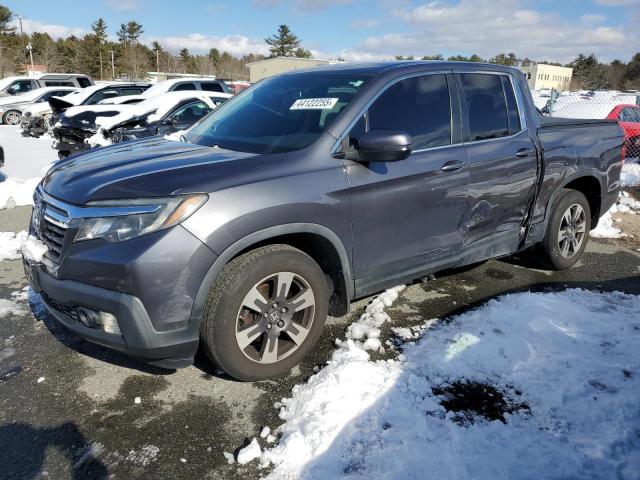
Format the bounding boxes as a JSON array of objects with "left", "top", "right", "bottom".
[{"left": 33, "top": 188, "right": 71, "bottom": 265}]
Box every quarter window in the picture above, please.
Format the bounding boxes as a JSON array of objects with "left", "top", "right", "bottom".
[
  {"left": 460, "top": 73, "right": 510, "bottom": 141},
  {"left": 201, "top": 82, "right": 225, "bottom": 93},
  {"left": 366, "top": 74, "right": 452, "bottom": 150}
]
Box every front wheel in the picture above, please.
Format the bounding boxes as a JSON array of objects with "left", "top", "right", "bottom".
[
  {"left": 200, "top": 245, "right": 329, "bottom": 381},
  {"left": 3, "top": 110, "right": 21, "bottom": 125},
  {"left": 540, "top": 189, "right": 591, "bottom": 270}
]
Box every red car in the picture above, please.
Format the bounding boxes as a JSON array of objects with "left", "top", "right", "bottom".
[{"left": 607, "top": 104, "right": 640, "bottom": 160}]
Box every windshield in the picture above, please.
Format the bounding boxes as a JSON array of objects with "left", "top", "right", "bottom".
[{"left": 186, "top": 72, "right": 372, "bottom": 154}]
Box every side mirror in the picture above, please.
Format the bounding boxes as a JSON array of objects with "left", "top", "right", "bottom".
[{"left": 356, "top": 130, "right": 412, "bottom": 162}]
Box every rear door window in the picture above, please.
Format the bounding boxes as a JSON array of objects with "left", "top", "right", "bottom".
[
  {"left": 77, "top": 77, "right": 92, "bottom": 88},
  {"left": 460, "top": 73, "right": 510, "bottom": 141},
  {"left": 117, "top": 87, "right": 145, "bottom": 96},
  {"left": 620, "top": 107, "right": 640, "bottom": 123},
  {"left": 201, "top": 82, "right": 225, "bottom": 93},
  {"left": 173, "top": 82, "right": 197, "bottom": 91},
  {"left": 366, "top": 74, "right": 452, "bottom": 150}
]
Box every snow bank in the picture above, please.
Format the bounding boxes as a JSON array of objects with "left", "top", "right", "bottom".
[
  {"left": 0, "top": 231, "right": 27, "bottom": 260},
  {"left": 263, "top": 289, "right": 640, "bottom": 480},
  {"left": 591, "top": 207, "right": 623, "bottom": 238}
]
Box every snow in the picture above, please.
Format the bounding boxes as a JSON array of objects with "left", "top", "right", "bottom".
[
  {"left": 0, "top": 298, "right": 25, "bottom": 318},
  {"left": 345, "top": 286, "right": 405, "bottom": 351},
  {"left": 621, "top": 160, "right": 640, "bottom": 187},
  {"left": 591, "top": 207, "right": 623, "bottom": 238},
  {"left": 37, "top": 377, "right": 45, "bottom": 384},
  {"left": 0, "top": 126, "right": 55, "bottom": 210},
  {"left": 21, "top": 235, "right": 48, "bottom": 263},
  {"left": 262, "top": 289, "right": 640, "bottom": 480},
  {"left": 0, "top": 231, "right": 27, "bottom": 260},
  {"left": 237, "top": 438, "right": 262, "bottom": 465},
  {"left": 134, "top": 396, "right": 141, "bottom": 404},
  {"left": 223, "top": 451, "right": 235, "bottom": 464},
  {"left": 260, "top": 426, "right": 271, "bottom": 438}
]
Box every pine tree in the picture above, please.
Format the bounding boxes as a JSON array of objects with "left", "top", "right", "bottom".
[
  {"left": 91, "top": 18, "right": 107, "bottom": 80},
  {"left": 265, "top": 25, "right": 301, "bottom": 57},
  {"left": 0, "top": 5, "right": 14, "bottom": 33},
  {"left": 179, "top": 48, "right": 192, "bottom": 73}
]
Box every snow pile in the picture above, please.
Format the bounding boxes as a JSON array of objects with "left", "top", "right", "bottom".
[
  {"left": 345, "top": 286, "right": 405, "bottom": 351},
  {"left": 21, "top": 235, "right": 48, "bottom": 262},
  {"left": 237, "top": 438, "right": 262, "bottom": 465},
  {"left": 621, "top": 160, "right": 640, "bottom": 187},
  {"left": 591, "top": 207, "right": 624, "bottom": 238},
  {"left": 263, "top": 289, "right": 640, "bottom": 480},
  {"left": 0, "top": 177, "right": 40, "bottom": 209},
  {"left": 0, "top": 231, "right": 27, "bottom": 260}
]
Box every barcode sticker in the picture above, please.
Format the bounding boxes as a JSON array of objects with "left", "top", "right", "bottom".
[{"left": 290, "top": 98, "right": 339, "bottom": 110}]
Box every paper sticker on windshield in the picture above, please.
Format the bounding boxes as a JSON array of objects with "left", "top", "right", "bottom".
[{"left": 290, "top": 98, "right": 339, "bottom": 110}]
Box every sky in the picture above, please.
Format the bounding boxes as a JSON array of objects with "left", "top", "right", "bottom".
[{"left": 6, "top": 0, "right": 640, "bottom": 63}]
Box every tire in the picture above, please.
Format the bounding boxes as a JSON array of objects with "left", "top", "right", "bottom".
[
  {"left": 540, "top": 189, "right": 591, "bottom": 270},
  {"left": 2, "top": 110, "right": 21, "bottom": 126},
  {"left": 200, "top": 244, "right": 329, "bottom": 381}
]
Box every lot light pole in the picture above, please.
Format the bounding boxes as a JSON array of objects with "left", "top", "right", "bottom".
[
  {"left": 26, "top": 42, "right": 34, "bottom": 72},
  {"left": 110, "top": 50, "right": 115, "bottom": 79}
]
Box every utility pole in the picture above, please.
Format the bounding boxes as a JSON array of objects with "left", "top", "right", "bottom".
[
  {"left": 156, "top": 49, "right": 160, "bottom": 73},
  {"left": 26, "top": 42, "right": 34, "bottom": 72},
  {"left": 110, "top": 50, "right": 115, "bottom": 79},
  {"left": 18, "top": 15, "right": 26, "bottom": 71}
]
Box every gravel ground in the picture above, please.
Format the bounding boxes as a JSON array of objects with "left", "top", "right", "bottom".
[{"left": 1, "top": 205, "right": 639, "bottom": 480}]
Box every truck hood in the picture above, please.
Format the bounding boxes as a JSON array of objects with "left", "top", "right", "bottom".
[{"left": 42, "top": 136, "right": 265, "bottom": 204}]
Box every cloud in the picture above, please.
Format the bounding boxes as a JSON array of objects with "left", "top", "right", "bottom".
[
  {"left": 10, "top": 18, "right": 87, "bottom": 39},
  {"left": 351, "top": 18, "right": 379, "bottom": 29},
  {"left": 104, "top": 0, "right": 141, "bottom": 12},
  {"left": 145, "top": 33, "right": 270, "bottom": 57},
  {"left": 594, "top": 0, "right": 640, "bottom": 5},
  {"left": 251, "top": 0, "right": 352, "bottom": 11},
  {"left": 347, "top": 0, "right": 636, "bottom": 63}
]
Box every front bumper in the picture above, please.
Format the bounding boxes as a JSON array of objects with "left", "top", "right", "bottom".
[{"left": 29, "top": 265, "right": 201, "bottom": 369}]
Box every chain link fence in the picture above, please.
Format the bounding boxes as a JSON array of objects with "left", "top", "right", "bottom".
[{"left": 533, "top": 90, "right": 640, "bottom": 161}]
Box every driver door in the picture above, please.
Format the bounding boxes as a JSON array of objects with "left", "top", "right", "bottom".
[{"left": 344, "top": 73, "right": 471, "bottom": 295}]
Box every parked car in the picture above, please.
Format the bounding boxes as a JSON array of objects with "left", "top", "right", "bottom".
[
  {"left": 20, "top": 82, "right": 150, "bottom": 138},
  {"left": 0, "top": 74, "right": 93, "bottom": 97},
  {"left": 98, "top": 78, "right": 232, "bottom": 105},
  {"left": 0, "top": 87, "right": 77, "bottom": 125},
  {"left": 52, "top": 91, "right": 232, "bottom": 158},
  {"left": 606, "top": 104, "right": 640, "bottom": 160},
  {"left": 24, "top": 62, "right": 623, "bottom": 380}
]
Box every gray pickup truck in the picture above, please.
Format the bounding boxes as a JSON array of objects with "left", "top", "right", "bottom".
[{"left": 25, "top": 62, "right": 623, "bottom": 380}]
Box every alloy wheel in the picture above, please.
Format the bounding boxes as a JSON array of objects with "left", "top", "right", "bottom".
[
  {"left": 235, "top": 271, "right": 315, "bottom": 364},
  {"left": 558, "top": 203, "right": 587, "bottom": 259},
  {"left": 5, "top": 111, "right": 20, "bottom": 125}
]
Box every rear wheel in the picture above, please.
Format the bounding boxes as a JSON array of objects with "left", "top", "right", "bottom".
[
  {"left": 200, "top": 245, "right": 329, "bottom": 381},
  {"left": 540, "top": 189, "right": 591, "bottom": 270},
  {"left": 3, "top": 110, "right": 21, "bottom": 125}
]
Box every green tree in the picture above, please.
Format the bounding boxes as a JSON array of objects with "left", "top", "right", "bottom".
[
  {"left": 294, "top": 47, "right": 312, "bottom": 58},
  {"left": 265, "top": 25, "right": 301, "bottom": 57},
  {"left": 0, "top": 4, "right": 14, "bottom": 33},
  {"left": 570, "top": 54, "right": 606, "bottom": 89},
  {"left": 422, "top": 54, "right": 443, "bottom": 60},
  {"left": 179, "top": 47, "right": 194, "bottom": 73},
  {"left": 622, "top": 53, "right": 640, "bottom": 90}
]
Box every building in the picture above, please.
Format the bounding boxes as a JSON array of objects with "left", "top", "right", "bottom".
[
  {"left": 518, "top": 63, "right": 573, "bottom": 91},
  {"left": 246, "top": 57, "right": 343, "bottom": 83}
]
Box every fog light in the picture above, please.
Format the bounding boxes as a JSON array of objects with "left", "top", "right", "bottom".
[
  {"left": 76, "top": 307, "right": 98, "bottom": 328},
  {"left": 96, "top": 312, "right": 121, "bottom": 335}
]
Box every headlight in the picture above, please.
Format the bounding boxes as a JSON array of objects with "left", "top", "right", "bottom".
[{"left": 74, "top": 194, "right": 207, "bottom": 243}]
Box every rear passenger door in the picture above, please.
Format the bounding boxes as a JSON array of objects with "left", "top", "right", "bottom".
[
  {"left": 345, "top": 72, "right": 470, "bottom": 294},
  {"left": 458, "top": 72, "right": 537, "bottom": 254}
]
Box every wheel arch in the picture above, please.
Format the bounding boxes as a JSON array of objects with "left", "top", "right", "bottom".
[
  {"left": 546, "top": 172, "right": 604, "bottom": 229},
  {"left": 191, "top": 223, "right": 354, "bottom": 323}
]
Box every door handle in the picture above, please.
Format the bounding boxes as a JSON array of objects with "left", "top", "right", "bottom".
[
  {"left": 441, "top": 160, "right": 465, "bottom": 172},
  {"left": 515, "top": 148, "right": 534, "bottom": 158}
]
